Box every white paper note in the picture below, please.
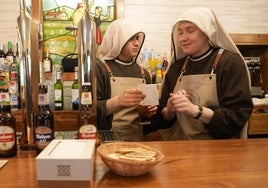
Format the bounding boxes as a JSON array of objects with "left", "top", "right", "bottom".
[
  {"left": 138, "top": 84, "right": 159, "bottom": 106},
  {"left": 0, "top": 160, "right": 8, "bottom": 169}
]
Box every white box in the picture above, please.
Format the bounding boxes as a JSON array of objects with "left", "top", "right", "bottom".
[{"left": 36, "top": 139, "right": 95, "bottom": 181}]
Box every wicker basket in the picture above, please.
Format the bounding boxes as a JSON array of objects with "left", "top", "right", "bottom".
[{"left": 97, "top": 142, "right": 164, "bottom": 176}]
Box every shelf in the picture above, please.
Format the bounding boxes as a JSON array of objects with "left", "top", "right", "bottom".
[
  {"left": 230, "top": 34, "right": 268, "bottom": 45},
  {"left": 13, "top": 110, "right": 80, "bottom": 132}
]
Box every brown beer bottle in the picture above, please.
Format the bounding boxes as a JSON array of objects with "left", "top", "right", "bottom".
[
  {"left": 34, "top": 84, "right": 54, "bottom": 155},
  {"left": 0, "top": 75, "right": 17, "bottom": 158},
  {"left": 78, "top": 83, "right": 99, "bottom": 143}
]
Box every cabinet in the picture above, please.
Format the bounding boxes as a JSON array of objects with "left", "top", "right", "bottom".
[
  {"left": 230, "top": 34, "right": 268, "bottom": 93},
  {"left": 230, "top": 34, "right": 268, "bottom": 137}
]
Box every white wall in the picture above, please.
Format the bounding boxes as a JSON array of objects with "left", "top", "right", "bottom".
[
  {"left": 123, "top": 0, "right": 268, "bottom": 56},
  {"left": 0, "top": 0, "right": 267, "bottom": 56}
]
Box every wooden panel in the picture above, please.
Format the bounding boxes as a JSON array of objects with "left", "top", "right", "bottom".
[
  {"left": 44, "top": 72, "right": 75, "bottom": 81},
  {"left": 13, "top": 110, "right": 80, "bottom": 132},
  {"left": 230, "top": 34, "right": 268, "bottom": 45},
  {"left": 248, "top": 105, "right": 268, "bottom": 135}
]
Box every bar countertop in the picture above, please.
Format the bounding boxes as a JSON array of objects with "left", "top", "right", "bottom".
[{"left": 1, "top": 138, "right": 268, "bottom": 188}]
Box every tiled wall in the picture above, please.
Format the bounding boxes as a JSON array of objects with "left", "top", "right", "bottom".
[
  {"left": 0, "top": 0, "right": 267, "bottom": 56},
  {"left": 123, "top": 0, "right": 268, "bottom": 55}
]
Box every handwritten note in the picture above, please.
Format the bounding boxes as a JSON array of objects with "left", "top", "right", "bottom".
[{"left": 138, "top": 84, "right": 159, "bottom": 106}]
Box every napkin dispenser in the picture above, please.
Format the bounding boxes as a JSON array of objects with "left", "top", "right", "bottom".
[{"left": 36, "top": 139, "right": 95, "bottom": 181}]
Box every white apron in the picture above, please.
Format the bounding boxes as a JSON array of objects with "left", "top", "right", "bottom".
[
  {"left": 159, "top": 49, "right": 224, "bottom": 140},
  {"left": 104, "top": 63, "right": 146, "bottom": 141}
]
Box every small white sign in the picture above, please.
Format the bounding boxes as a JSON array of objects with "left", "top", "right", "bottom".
[{"left": 138, "top": 84, "right": 159, "bottom": 106}]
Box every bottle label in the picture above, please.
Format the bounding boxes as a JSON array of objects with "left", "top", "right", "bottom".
[
  {"left": 38, "top": 93, "right": 49, "bottom": 105},
  {"left": 6, "top": 56, "right": 13, "bottom": 65},
  {"left": 0, "top": 93, "right": 10, "bottom": 104},
  {"left": 0, "top": 57, "right": 6, "bottom": 70},
  {"left": 43, "top": 60, "right": 51, "bottom": 72},
  {"left": 79, "top": 124, "right": 96, "bottom": 140},
  {"left": 9, "top": 81, "right": 18, "bottom": 94},
  {"left": 0, "top": 126, "right": 15, "bottom": 151},
  {"left": 72, "top": 89, "right": 79, "bottom": 103},
  {"left": 10, "top": 95, "right": 18, "bottom": 109},
  {"left": 35, "top": 127, "right": 53, "bottom": 150},
  {"left": 81, "top": 92, "right": 92, "bottom": 105},
  {"left": 54, "top": 89, "right": 62, "bottom": 101}
]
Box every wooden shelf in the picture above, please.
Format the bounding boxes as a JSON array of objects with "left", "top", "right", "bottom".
[
  {"left": 248, "top": 105, "right": 268, "bottom": 135},
  {"left": 230, "top": 34, "right": 268, "bottom": 45},
  {"left": 45, "top": 72, "right": 75, "bottom": 81},
  {"left": 13, "top": 110, "right": 80, "bottom": 132}
]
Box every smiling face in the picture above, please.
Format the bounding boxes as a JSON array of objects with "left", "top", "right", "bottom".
[{"left": 177, "top": 21, "right": 211, "bottom": 57}]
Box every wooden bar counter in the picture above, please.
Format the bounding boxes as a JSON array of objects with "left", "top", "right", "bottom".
[{"left": 1, "top": 139, "right": 268, "bottom": 188}]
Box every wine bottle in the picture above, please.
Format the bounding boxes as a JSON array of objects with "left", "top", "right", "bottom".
[
  {"left": 54, "top": 71, "right": 63, "bottom": 110},
  {"left": 72, "top": 66, "right": 79, "bottom": 110},
  {"left": 5, "top": 41, "right": 14, "bottom": 66},
  {"left": 9, "top": 57, "right": 20, "bottom": 111},
  {"left": 34, "top": 84, "right": 54, "bottom": 155},
  {"left": 0, "top": 75, "right": 17, "bottom": 158},
  {"left": 0, "top": 42, "right": 5, "bottom": 72},
  {"left": 42, "top": 50, "right": 52, "bottom": 73}
]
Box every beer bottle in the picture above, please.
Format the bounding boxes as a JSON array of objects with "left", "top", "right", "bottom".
[
  {"left": 78, "top": 83, "right": 98, "bottom": 141},
  {"left": 0, "top": 75, "right": 17, "bottom": 157},
  {"left": 34, "top": 84, "right": 54, "bottom": 155}
]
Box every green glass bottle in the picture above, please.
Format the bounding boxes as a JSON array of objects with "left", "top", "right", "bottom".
[
  {"left": 5, "top": 41, "right": 14, "bottom": 66},
  {"left": 54, "top": 71, "right": 63, "bottom": 110},
  {"left": 72, "top": 67, "right": 79, "bottom": 110},
  {"left": 0, "top": 42, "right": 5, "bottom": 71},
  {"left": 9, "top": 57, "right": 20, "bottom": 111}
]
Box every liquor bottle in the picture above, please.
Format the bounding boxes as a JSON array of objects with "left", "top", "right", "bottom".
[
  {"left": 0, "top": 75, "right": 17, "bottom": 158},
  {"left": 15, "top": 43, "right": 20, "bottom": 62},
  {"left": 9, "top": 57, "right": 20, "bottom": 111},
  {"left": 78, "top": 83, "right": 99, "bottom": 143},
  {"left": 151, "top": 68, "right": 156, "bottom": 84},
  {"left": 72, "top": 66, "right": 79, "bottom": 110},
  {"left": 42, "top": 50, "right": 52, "bottom": 73},
  {"left": 148, "top": 48, "right": 156, "bottom": 69},
  {"left": 54, "top": 71, "right": 63, "bottom": 110},
  {"left": 141, "top": 48, "right": 149, "bottom": 69},
  {"left": 162, "top": 52, "right": 168, "bottom": 78},
  {"left": 156, "top": 64, "right": 162, "bottom": 84},
  {"left": 34, "top": 84, "right": 54, "bottom": 155},
  {"left": 0, "top": 42, "right": 5, "bottom": 72},
  {"left": 5, "top": 41, "right": 14, "bottom": 66}
]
